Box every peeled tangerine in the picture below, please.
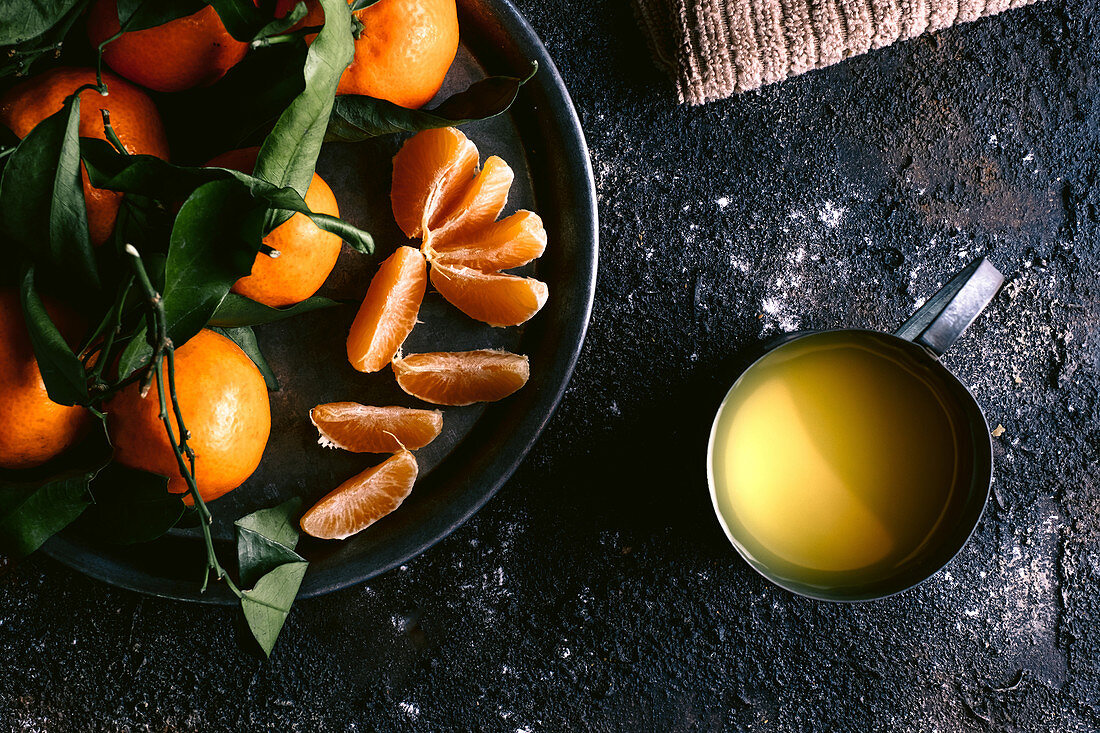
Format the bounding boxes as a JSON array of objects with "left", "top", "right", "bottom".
[
  {"left": 346, "top": 246, "right": 427, "bottom": 372},
  {"left": 392, "top": 350, "right": 530, "bottom": 406},
  {"left": 311, "top": 403, "right": 443, "bottom": 453},
  {"left": 300, "top": 450, "right": 418, "bottom": 540},
  {"left": 390, "top": 127, "right": 549, "bottom": 328}
]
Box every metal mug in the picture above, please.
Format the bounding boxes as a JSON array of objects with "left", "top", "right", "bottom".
[{"left": 707, "top": 258, "right": 1005, "bottom": 601}]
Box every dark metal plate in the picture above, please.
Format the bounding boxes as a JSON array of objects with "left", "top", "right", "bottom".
[{"left": 40, "top": 0, "right": 598, "bottom": 604}]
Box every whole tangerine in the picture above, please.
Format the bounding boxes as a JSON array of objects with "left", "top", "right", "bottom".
[
  {"left": 0, "top": 291, "right": 91, "bottom": 470},
  {"left": 0, "top": 67, "right": 169, "bottom": 246},
  {"left": 206, "top": 147, "right": 344, "bottom": 308},
  {"left": 87, "top": 0, "right": 248, "bottom": 93},
  {"left": 106, "top": 329, "right": 271, "bottom": 504},
  {"left": 276, "top": 0, "right": 459, "bottom": 109}
]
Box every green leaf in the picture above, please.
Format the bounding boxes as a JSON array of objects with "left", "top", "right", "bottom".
[
  {"left": 114, "top": 0, "right": 205, "bottom": 33},
  {"left": 251, "top": 1, "right": 308, "bottom": 41},
  {"left": 0, "top": 476, "right": 92, "bottom": 556},
  {"left": 235, "top": 497, "right": 304, "bottom": 586},
  {"left": 254, "top": 0, "right": 354, "bottom": 200},
  {"left": 19, "top": 266, "right": 88, "bottom": 406},
  {"left": 162, "top": 179, "right": 268, "bottom": 347},
  {"left": 116, "top": 326, "right": 152, "bottom": 380},
  {"left": 237, "top": 497, "right": 303, "bottom": 551},
  {"left": 0, "top": 424, "right": 112, "bottom": 557},
  {"left": 307, "top": 212, "right": 373, "bottom": 253},
  {"left": 156, "top": 43, "right": 309, "bottom": 163},
  {"left": 82, "top": 146, "right": 372, "bottom": 350},
  {"left": 82, "top": 140, "right": 373, "bottom": 251},
  {"left": 0, "top": 2, "right": 88, "bottom": 79},
  {"left": 206, "top": 0, "right": 263, "bottom": 39},
  {"left": 236, "top": 497, "right": 308, "bottom": 654},
  {"left": 82, "top": 140, "right": 245, "bottom": 200},
  {"left": 207, "top": 0, "right": 304, "bottom": 42},
  {"left": 110, "top": 195, "right": 174, "bottom": 266},
  {"left": 78, "top": 465, "right": 185, "bottom": 545},
  {"left": 0, "top": 0, "right": 83, "bottom": 45},
  {"left": 213, "top": 325, "right": 280, "bottom": 390},
  {"left": 0, "top": 95, "right": 98, "bottom": 294},
  {"left": 210, "top": 293, "right": 340, "bottom": 327},
  {"left": 325, "top": 64, "right": 537, "bottom": 143},
  {"left": 241, "top": 560, "right": 308, "bottom": 656},
  {"left": 0, "top": 123, "right": 18, "bottom": 161}
]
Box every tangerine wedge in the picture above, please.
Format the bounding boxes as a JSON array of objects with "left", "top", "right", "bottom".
[
  {"left": 429, "top": 210, "right": 547, "bottom": 271},
  {"left": 300, "top": 450, "right": 418, "bottom": 540},
  {"left": 427, "top": 155, "right": 513, "bottom": 248},
  {"left": 429, "top": 262, "right": 547, "bottom": 327},
  {"left": 392, "top": 350, "right": 530, "bottom": 406},
  {"left": 347, "top": 246, "right": 427, "bottom": 373},
  {"left": 391, "top": 127, "right": 478, "bottom": 239},
  {"left": 311, "top": 403, "right": 443, "bottom": 453}
]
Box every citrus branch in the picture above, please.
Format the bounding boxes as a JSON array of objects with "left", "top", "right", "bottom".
[{"left": 123, "top": 244, "right": 242, "bottom": 599}]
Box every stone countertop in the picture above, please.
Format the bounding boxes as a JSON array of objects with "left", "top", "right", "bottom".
[{"left": 2, "top": 0, "right": 1099, "bottom": 729}]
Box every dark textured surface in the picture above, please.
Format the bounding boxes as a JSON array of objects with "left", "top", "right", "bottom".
[{"left": 3, "top": 0, "right": 1100, "bottom": 729}]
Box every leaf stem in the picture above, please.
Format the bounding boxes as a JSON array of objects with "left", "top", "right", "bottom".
[
  {"left": 95, "top": 32, "right": 123, "bottom": 92},
  {"left": 7, "top": 42, "right": 63, "bottom": 57},
  {"left": 248, "top": 25, "right": 319, "bottom": 48},
  {"left": 83, "top": 275, "right": 134, "bottom": 381},
  {"left": 99, "top": 110, "right": 128, "bottom": 156},
  {"left": 250, "top": 25, "right": 322, "bottom": 49},
  {"left": 89, "top": 358, "right": 145, "bottom": 399}
]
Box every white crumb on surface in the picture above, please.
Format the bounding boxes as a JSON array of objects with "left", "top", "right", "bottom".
[{"left": 817, "top": 201, "right": 846, "bottom": 228}]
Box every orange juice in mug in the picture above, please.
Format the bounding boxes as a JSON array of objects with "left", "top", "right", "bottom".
[{"left": 708, "top": 258, "right": 1004, "bottom": 601}]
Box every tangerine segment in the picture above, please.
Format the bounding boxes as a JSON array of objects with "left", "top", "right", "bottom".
[
  {"left": 311, "top": 403, "right": 443, "bottom": 453},
  {"left": 300, "top": 450, "right": 418, "bottom": 540},
  {"left": 429, "top": 210, "right": 547, "bottom": 271},
  {"left": 347, "top": 246, "right": 427, "bottom": 373},
  {"left": 427, "top": 155, "right": 513, "bottom": 247},
  {"left": 429, "top": 262, "right": 547, "bottom": 327},
  {"left": 391, "top": 127, "right": 478, "bottom": 239},
  {"left": 392, "top": 350, "right": 530, "bottom": 406}
]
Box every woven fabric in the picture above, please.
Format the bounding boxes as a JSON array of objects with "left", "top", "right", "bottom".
[{"left": 633, "top": 0, "right": 1041, "bottom": 103}]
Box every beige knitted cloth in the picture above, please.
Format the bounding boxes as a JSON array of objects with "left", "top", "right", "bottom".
[{"left": 634, "top": 0, "right": 1040, "bottom": 103}]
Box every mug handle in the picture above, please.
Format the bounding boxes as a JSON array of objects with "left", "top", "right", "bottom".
[{"left": 894, "top": 257, "right": 1004, "bottom": 357}]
